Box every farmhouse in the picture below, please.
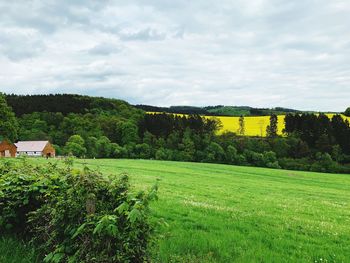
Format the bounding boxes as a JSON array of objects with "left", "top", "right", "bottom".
[
  {"left": 15, "top": 141, "right": 56, "bottom": 157},
  {"left": 0, "top": 140, "right": 17, "bottom": 158}
]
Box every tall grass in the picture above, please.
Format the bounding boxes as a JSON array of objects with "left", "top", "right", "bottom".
[{"left": 0, "top": 236, "right": 39, "bottom": 263}]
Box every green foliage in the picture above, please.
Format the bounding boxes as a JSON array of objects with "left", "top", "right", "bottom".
[
  {"left": 0, "top": 160, "right": 158, "bottom": 262},
  {"left": 204, "top": 142, "right": 225, "bottom": 163},
  {"left": 0, "top": 159, "right": 63, "bottom": 233},
  {"left": 137, "top": 104, "right": 299, "bottom": 116},
  {"left": 116, "top": 121, "right": 139, "bottom": 145},
  {"left": 112, "top": 144, "right": 128, "bottom": 158},
  {"left": 134, "top": 143, "right": 152, "bottom": 159},
  {"left": 225, "top": 145, "right": 238, "bottom": 164},
  {"left": 266, "top": 114, "right": 278, "bottom": 138},
  {"left": 270, "top": 138, "right": 290, "bottom": 158},
  {"left": 178, "top": 129, "right": 195, "bottom": 161},
  {"left": 262, "top": 151, "right": 280, "bottom": 169},
  {"left": 237, "top": 115, "right": 245, "bottom": 135},
  {"left": 310, "top": 152, "right": 339, "bottom": 173},
  {"left": 64, "top": 135, "right": 87, "bottom": 157},
  {"left": 345, "top": 107, "right": 350, "bottom": 117},
  {"left": 0, "top": 236, "right": 39, "bottom": 263},
  {"left": 206, "top": 106, "right": 251, "bottom": 116},
  {"left": 155, "top": 148, "right": 172, "bottom": 160},
  {"left": 96, "top": 136, "right": 112, "bottom": 157},
  {"left": 0, "top": 93, "right": 19, "bottom": 142}
]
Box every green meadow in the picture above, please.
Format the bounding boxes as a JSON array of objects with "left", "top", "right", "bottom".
[{"left": 2, "top": 159, "right": 350, "bottom": 262}]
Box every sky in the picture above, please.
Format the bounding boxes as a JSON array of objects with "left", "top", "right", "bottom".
[{"left": 0, "top": 0, "right": 349, "bottom": 111}]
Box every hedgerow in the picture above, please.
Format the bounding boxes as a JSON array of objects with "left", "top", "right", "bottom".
[{"left": 0, "top": 158, "right": 158, "bottom": 262}]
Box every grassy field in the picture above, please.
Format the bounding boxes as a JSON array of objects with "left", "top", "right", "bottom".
[
  {"left": 2, "top": 158, "right": 350, "bottom": 262},
  {"left": 148, "top": 112, "right": 350, "bottom": 136}
]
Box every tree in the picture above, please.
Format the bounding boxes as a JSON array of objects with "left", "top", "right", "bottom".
[
  {"left": 266, "top": 114, "right": 278, "bottom": 138},
  {"left": 226, "top": 145, "right": 239, "bottom": 164},
  {"left": 86, "top": 136, "right": 98, "bottom": 158},
  {"left": 0, "top": 93, "right": 19, "bottom": 142},
  {"left": 64, "top": 135, "right": 87, "bottom": 157},
  {"left": 179, "top": 129, "right": 195, "bottom": 161},
  {"left": 204, "top": 142, "right": 225, "bottom": 163},
  {"left": 262, "top": 151, "right": 280, "bottom": 168},
  {"left": 258, "top": 119, "right": 265, "bottom": 137},
  {"left": 315, "top": 134, "right": 333, "bottom": 153},
  {"left": 311, "top": 152, "right": 337, "bottom": 173},
  {"left": 271, "top": 138, "right": 290, "bottom": 158},
  {"left": 115, "top": 121, "right": 139, "bottom": 145},
  {"left": 345, "top": 107, "right": 350, "bottom": 117},
  {"left": 134, "top": 143, "right": 152, "bottom": 159},
  {"left": 237, "top": 115, "right": 245, "bottom": 136},
  {"left": 96, "top": 136, "right": 112, "bottom": 158},
  {"left": 155, "top": 148, "right": 172, "bottom": 160},
  {"left": 111, "top": 143, "right": 128, "bottom": 158}
]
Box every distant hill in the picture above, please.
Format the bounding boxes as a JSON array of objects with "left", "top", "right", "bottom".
[
  {"left": 135, "top": 104, "right": 302, "bottom": 116},
  {"left": 5, "top": 94, "right": 338, "bottom": 117},
  {"left": 5, "top": 94, "right": 140, "bottom": 116}
]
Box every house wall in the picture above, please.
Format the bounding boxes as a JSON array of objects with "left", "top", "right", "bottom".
[
  {"left": 0, "top": 140, "right": 17, "bottom": 158},
  {"left": 16, "top": 151, "right": 42, "bottom": 157},
  {"left": 42, "top": 142, "right": 56, "bottom": 157}
]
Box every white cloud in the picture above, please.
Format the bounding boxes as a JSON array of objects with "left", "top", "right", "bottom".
[{"left": 0, "top": 0, "right": 349, "bottom": 111}]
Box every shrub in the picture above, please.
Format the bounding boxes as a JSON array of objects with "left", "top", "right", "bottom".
[
  {"left": 278, "top": 158, "right": 311, "bottom": 171},
  {"left": 0, "top": 159, "right": 63, "bottom": 234},
  {"left": 310, "top": 152, "right": 339, "bottom": 173},
  {"left": 262, "top": 151, "right": 281, "bottom": 169},
  {"left": 243, "top": 150, "right": 265, "bottom": 167},
  {"left": 204, "top": 142, "right": 225, "bottom": 163},
  {"left": 225, "top": 145, "right": 239, "bottom": 164},
  {"left": 0, "top": 158, "right": 158, "bottom": 262}
]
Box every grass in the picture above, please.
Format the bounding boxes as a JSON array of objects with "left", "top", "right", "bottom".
[
  {"left": 0, "top": 236, "right": 39, "bottom": 263},
  {"left": 2, "top": 158, "right": 350, "bottom": 262}
]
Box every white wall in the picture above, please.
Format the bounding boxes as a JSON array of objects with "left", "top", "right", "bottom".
[{"left": 17, "top": 151, "right": 42, "bottom": 157}]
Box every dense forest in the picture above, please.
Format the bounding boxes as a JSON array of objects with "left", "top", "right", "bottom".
[{"left": 1, "top": 93, "right": 350, "bottom": 173}]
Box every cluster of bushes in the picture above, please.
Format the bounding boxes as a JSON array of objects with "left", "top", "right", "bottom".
[{"left": 0, "top": 158, "right": 158, "bottom": 262}]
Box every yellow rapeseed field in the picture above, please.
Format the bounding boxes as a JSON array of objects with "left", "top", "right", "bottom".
[
  {"left": 211, "top": 115, "right": 285, "bottom": 136},
  {"left": 147, "top": 112, "right": 350, "bottom": 137}
]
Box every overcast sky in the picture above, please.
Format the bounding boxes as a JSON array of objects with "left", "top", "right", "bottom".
[{"left": 0, "top": 0, "right": 349, "bottom": 111}]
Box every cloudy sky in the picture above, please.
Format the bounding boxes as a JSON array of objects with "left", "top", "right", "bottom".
[{"left": 0, "top": 0, "right": 349, "bottom": 111}]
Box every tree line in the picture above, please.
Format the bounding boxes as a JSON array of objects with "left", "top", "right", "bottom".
[{"left": 1, "top": 93, "right": 350, "bottom": 173}]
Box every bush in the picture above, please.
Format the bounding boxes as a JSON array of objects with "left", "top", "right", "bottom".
[
  {"left": 262, "top": 151, "right": 280, "bottom": 169},
  {"left": 0, "top": 158, "right": 158, "bottom": 262},
  {"left": 278, "top": 158, "right": 311, "bottom": 171},
  {"left": 0, "top": 159, "right": 63, "bottom": 234},
  {"left": 204, "top": 142, "right": 225, "bottom": 163},
  {"left": 243, "top": 150, "right": 265, "bottom": 167},
  {"left": 310, "top": 152, "right": 339, "bottom": 173},
  {"left": 225, "top": 145, "right": 239, "bottom": 164}
]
